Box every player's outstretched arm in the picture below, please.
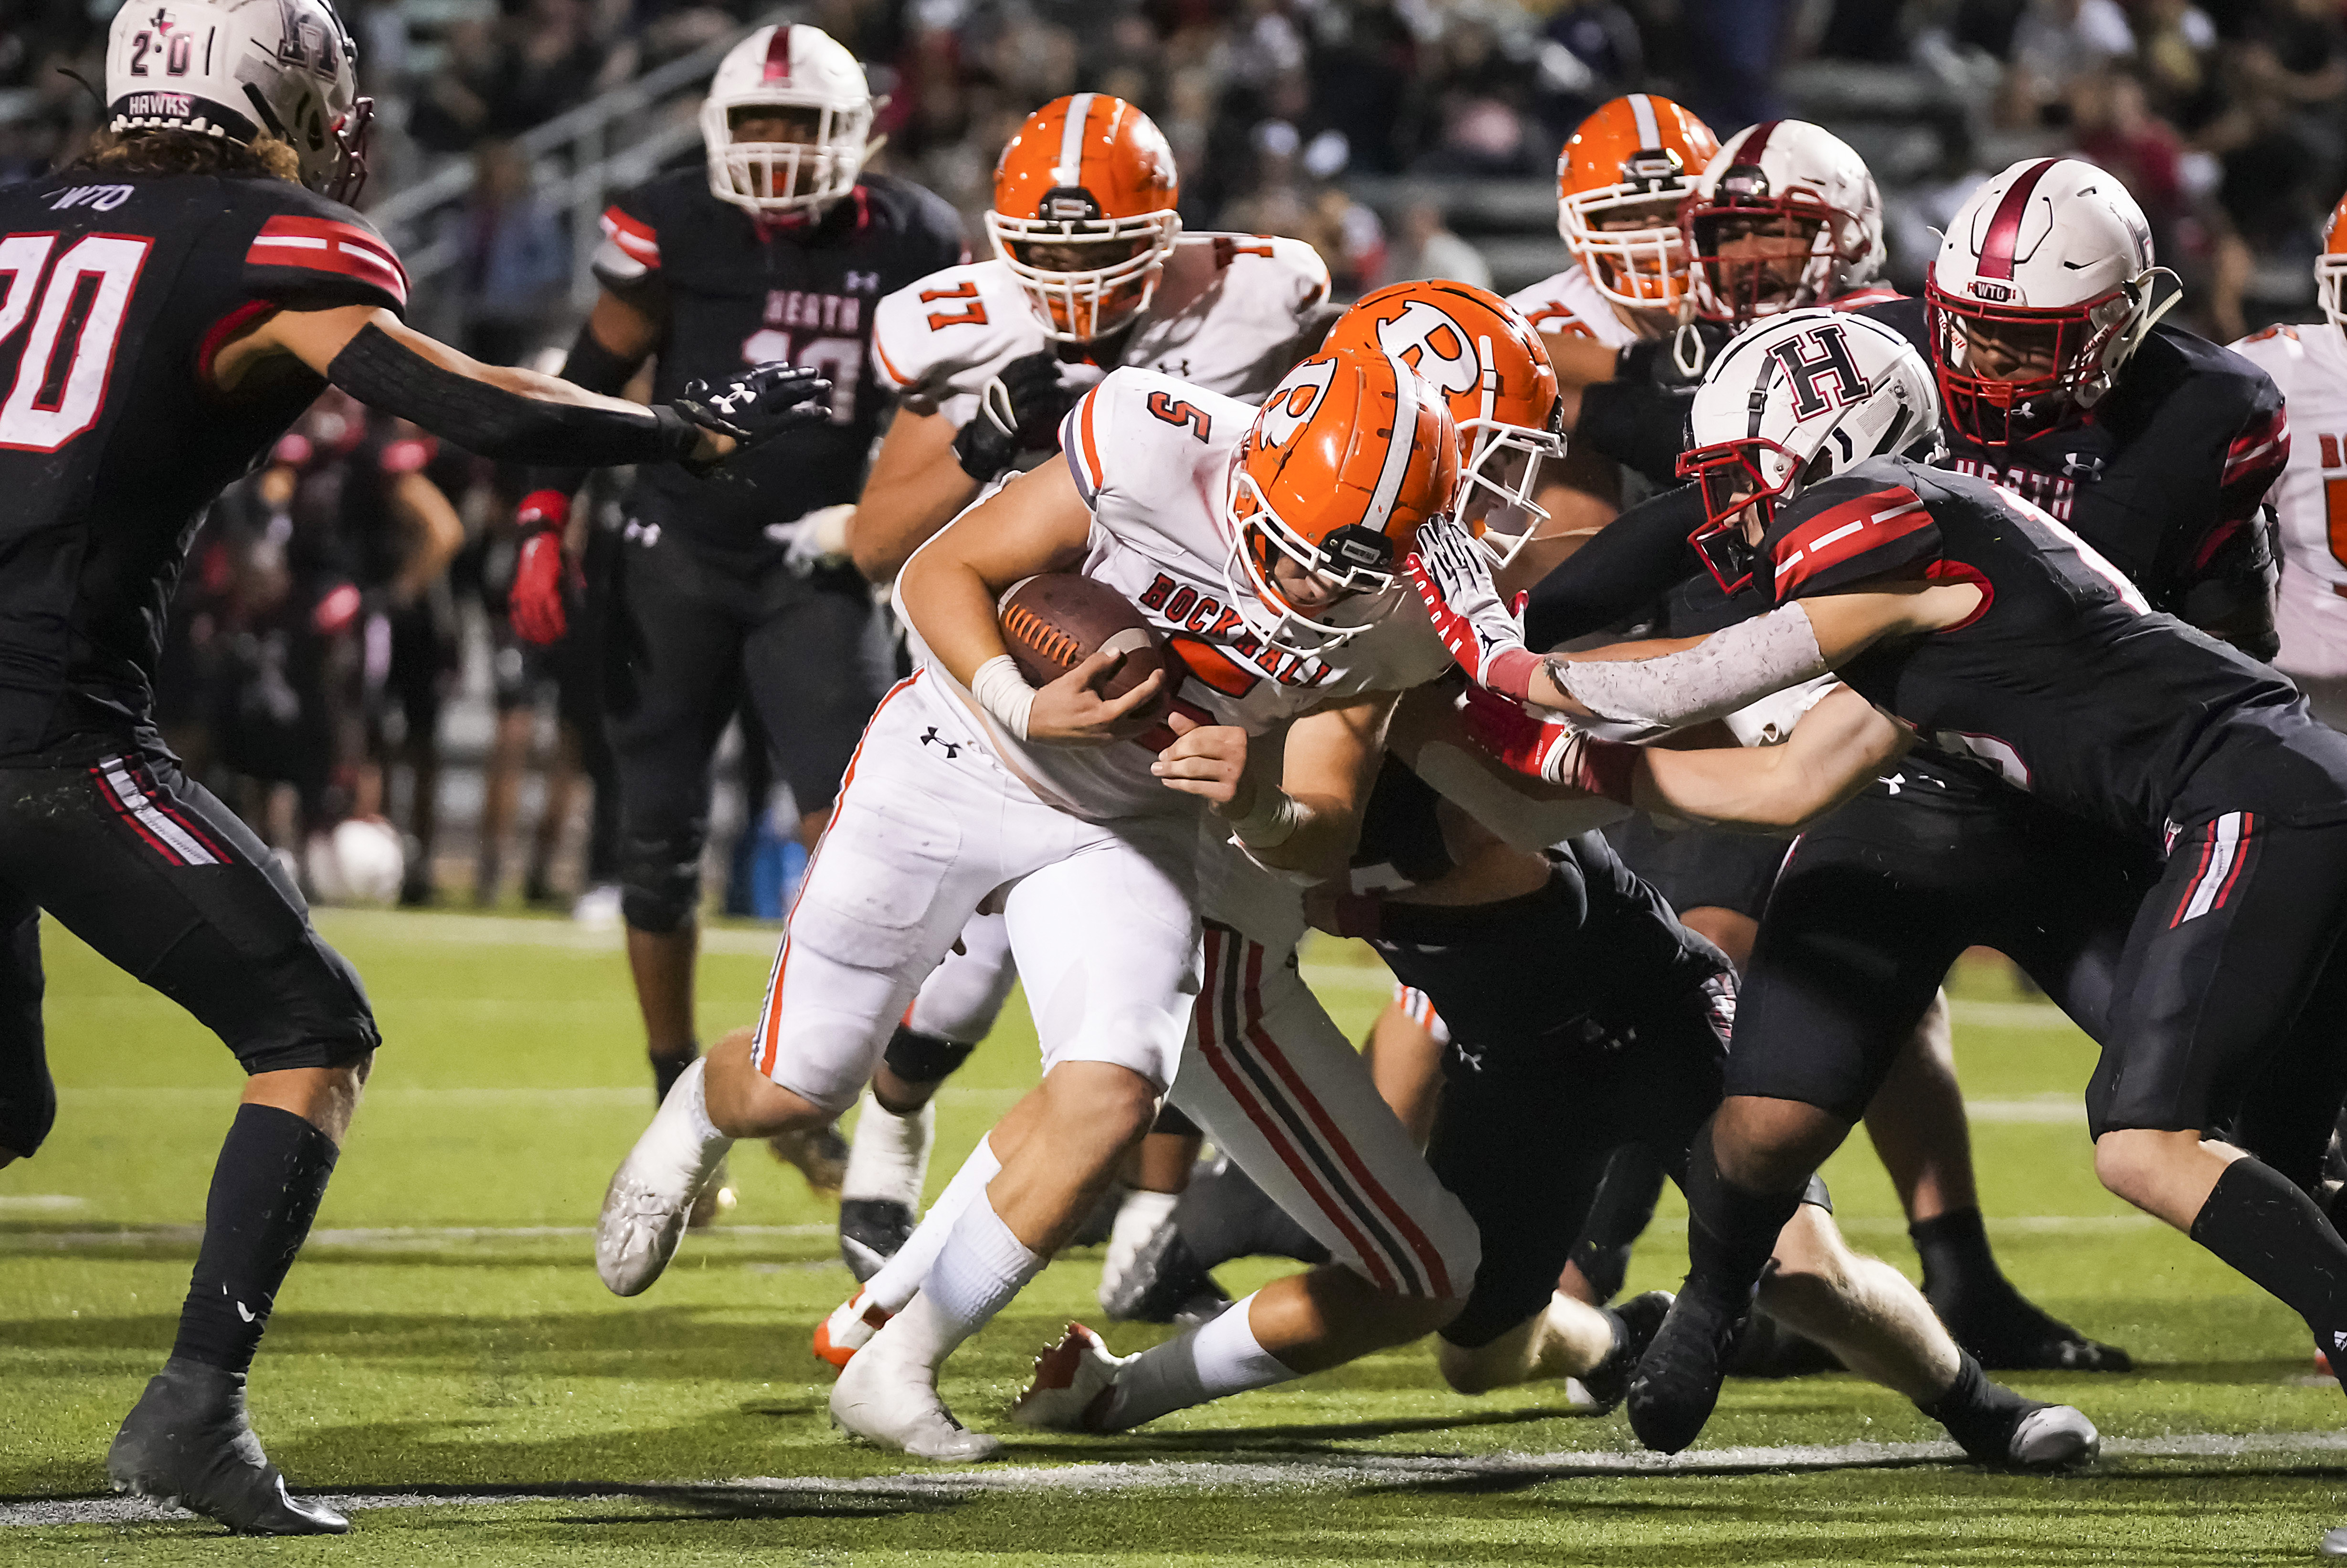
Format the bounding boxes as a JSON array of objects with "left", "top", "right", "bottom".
[
  {"left": 1154, "top": 693, "right": 1396, "bottom": 881},
  {"left": 214, "top": 305, "right": 824, "bottom": 471},
  {"left": 1631, "top": 684, "right": 1913, "bottom": 830},
  {"left": 898, "top": 459, "right": 1164, "bottom": 745}
]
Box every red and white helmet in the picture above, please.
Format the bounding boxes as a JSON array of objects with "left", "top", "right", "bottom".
[
  {"left": 1683, "top": 120, "right": 1883, "bottom": 325},
  {"left": 105, "top": 0, "right": 371, "bottom": 201},
  {"left": 1925, "top": 157, "right": 2169, "bottom": 447},
  {"left": 700, "top": 25, "right": 876, "bottom": 216},
  {"left": 1677, "top": 309, "right": 1940, "bottom": 592}
]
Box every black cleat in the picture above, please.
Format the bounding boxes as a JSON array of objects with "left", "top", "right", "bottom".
[
  {"left": 1101, "top": 1221, "right": 1230, "bottom": 1325},
  {"left": 1578, "top": 1290, "right": 1673, "bottom": 1411},
  {"left": 839, "top": 1197, "right": 915, "bottom": 1283},
  {"left": 1724, "top": 1305, "right": 1843, "bottom": 1378},
  {"left": 107, "top": 1360, "right": 349, "bottom": 1536},
  {"left": 1932, "top": 1283, "right": 2131, "bottom": 1373},
  {"left": 1626, "top": 1286, "right": 1750, "bottom": 1454}
]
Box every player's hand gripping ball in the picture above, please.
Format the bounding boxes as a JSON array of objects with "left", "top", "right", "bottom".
[{"left": 999, "top": 573, "right": 1171, "bottom": 741}]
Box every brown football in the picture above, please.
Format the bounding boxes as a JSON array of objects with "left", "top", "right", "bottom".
[{"left": 998, "top": 573, "right": 1170, "bottom": 719}]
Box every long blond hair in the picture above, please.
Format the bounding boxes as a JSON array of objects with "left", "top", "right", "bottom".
[{"left": 77, "top": 128, "right": 302, "bottom": 183}]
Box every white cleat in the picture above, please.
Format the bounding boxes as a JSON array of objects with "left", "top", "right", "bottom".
[
  {"left": 2006, "top": 1404, "right": 2100, "bottom": 1468},
  {"left": 829, "top": 1348, "right": 1002, "bottom": 1462},
  {"left": 596, "top": 1058, "right": 733, "bottom": 1297},
  {"left": 1010, "top": 1323, "right": 1129, "bottom": 1434},
  {"left": 814, "top": 1288, "right": 893, "bottom": 1370},
  {"left": 2319, "top": 1525, "right": 2347, "bottom": 1556},
  {"left": 1097, "top": 1189, "right": 1179, "bottom": 1317}
]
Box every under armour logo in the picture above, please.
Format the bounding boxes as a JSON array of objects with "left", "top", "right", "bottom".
[
  {"left": 2334, "top": 1329, "right": 2347, "bottom": 1350},
  {"left": 622, "top": 518, "right": 661, "bottom": 546},
  {"left": 844, "top": 271, "right": 881, "bottom": 292},
  {"left": 920, "top": 727, "right": 961, "bottom": 757},
  {"left": 1884, "top": 772, "right": 1904, "bottom": 795},
  {"left": 2060, "top": 452, "right": 2105, "bottom": 481},
  {"left": 1452, "top": 1046, "right": 1484, "bottom": 1073}
]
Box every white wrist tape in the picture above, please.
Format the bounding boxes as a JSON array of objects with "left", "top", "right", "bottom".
[
  {"left": 971, "top": 654, "right": 1036, "bottom": 742},
  {"left": 1552, "top": 603, "right": 1829, "bottom": 733},
  {"left": 1228, "top": 787, "right": 1304, "bottom": 849}
]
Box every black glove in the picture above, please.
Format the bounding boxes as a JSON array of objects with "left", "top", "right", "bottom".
[
  {"left": 951, "top": 351, "right": 1075, "bottom": 482},
  {"left": 668, "top": 363, "right": 833, "bottom": 472}
]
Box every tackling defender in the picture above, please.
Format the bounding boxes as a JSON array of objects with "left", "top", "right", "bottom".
[{"left": 0, "top": 0, "right": 824, "bottom": 1532}]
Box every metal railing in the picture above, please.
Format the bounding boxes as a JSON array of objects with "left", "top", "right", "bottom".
[{"left": 369, "top": 10, "right": 791, "bottom": 312}]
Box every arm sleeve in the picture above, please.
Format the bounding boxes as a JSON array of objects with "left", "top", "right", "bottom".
[{"left": 1520, "top": 484, "right": 1708, "bottom": 649}]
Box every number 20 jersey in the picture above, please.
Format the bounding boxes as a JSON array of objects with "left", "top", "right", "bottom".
[
  {"left": 902, "top": 367, "right": 1451, "bottom": 821},
  {"left": 0, "top": 168, "right": 408, "bottom": 758}
]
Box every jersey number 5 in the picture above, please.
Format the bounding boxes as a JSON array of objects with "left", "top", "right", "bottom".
[
  {"left": 0, "top": 233, "right": 150, "bottom": 454},
  {"left": 1146, "top": 391, "right": 1211, "bottom": 442}
]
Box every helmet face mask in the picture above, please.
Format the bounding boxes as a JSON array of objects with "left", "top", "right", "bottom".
[
  {"left": 1681, "top": 121, "right": 1883, "bottom": 326},
  {"left": 1677, "top": 436, "right": 1802, "bottom": 593},
  {"left": 1228, "top": 472, "right": 1403, "bottom": 657},
  {"left": 1687, "top": 199, "right": 1844, "bottom": 322},
  {"left": 1924, "top": 283, "right": 2131, "bottom": 445},
  {"left": 700, "top": 26, "right": 876, "bottom": 217},
  {"left": 988, "top": 96, "right": 1182, "bottom": 344},
  {"left": 1555, "top": 94, "right": 1719, "bottom": 315},
  {"left": 989, "top": 207, "right": 1175, "bottom": 341}
]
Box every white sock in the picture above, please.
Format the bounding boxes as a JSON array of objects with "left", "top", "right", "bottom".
[
  {"left": 867, "top": 1135, "right": 1000, "bottom": 1313},
  {"left": 841, "top": 1091, "right": 936, "bottom": 1209},
  {"left": 898, "top": 1189, "right": 1041, "bottom": 1362},
  {"left": 675, "top": 1056, "right": 727, "bottom": 1165},
  {"left": 1099, "top": 1188, "right": 1178, "bottom": 1307},
  {"left": 1101, "top": 1291, "right": 1295, "bottom": 1431}
]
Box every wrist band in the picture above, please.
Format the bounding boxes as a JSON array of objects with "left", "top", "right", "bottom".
[
  {"left": 1229, "top": 786, "right": 1304, "bottom": 849},
  {"left": 971, "top": 654, "right": 1036, "bottom": 742}
]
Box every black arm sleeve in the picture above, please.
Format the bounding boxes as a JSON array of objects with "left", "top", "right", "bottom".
[
  {"left": 327, "top": 324, "right": 697, "bottom": 468},
  {"left": 1575, "top": 378, "right": 1696, "bottom": 487},
  {"left": 561, "top": 319, "right": 646, "bottom": 397},
  {"left": 1521, "top": 484, "right": 1708, "bottom": 650}
]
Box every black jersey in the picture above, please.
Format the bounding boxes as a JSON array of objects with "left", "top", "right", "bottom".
[
  {"left": 0, "top": 169, "right": 407, "bottom": 759},
  {"left": 1760, "top": 456, "right": 2347, "bottom": 838},
  {"left": 592, "top": 170, "right": 964, "bottom": 553},
  {"left": 1861, "top": 297, "right": 2287, "bottom": 630}
]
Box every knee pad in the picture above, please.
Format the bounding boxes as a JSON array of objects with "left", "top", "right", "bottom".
[
  {"left": 621, "top": 831, "right": 704, "bottom": 934},
  {"left": 882, "top": 1024, "right": 976, "bottom": 1086}
]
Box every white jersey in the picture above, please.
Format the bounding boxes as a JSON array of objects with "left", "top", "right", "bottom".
[
  {"left": 2231, "top": 320, "right": 2347, "bottom": 681},
  {"left": 900, "top": 367, "right": 1450, "bottom": 821},
  {"left": 872, "top": 235, "right": 1332, "bottom": 430},
  {"left": 1505, "top": 263, "right": 1640, "bottom": 350}
]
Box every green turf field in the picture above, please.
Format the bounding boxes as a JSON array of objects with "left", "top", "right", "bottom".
[{"left": 4, "top": 907, "right": 2345, "bottom": 1564}]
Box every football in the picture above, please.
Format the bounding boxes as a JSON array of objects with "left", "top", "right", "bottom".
[{"left": 998, "top": 573, "right": 1170, "bottom": 718}]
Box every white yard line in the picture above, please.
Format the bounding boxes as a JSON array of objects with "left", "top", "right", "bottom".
[{"left": 6, "top": 1430, "right": 2343, "bottom": 1528}]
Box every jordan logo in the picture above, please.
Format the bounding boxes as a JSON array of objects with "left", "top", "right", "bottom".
[{"left": 920, "top": 727, "right": 961, "bottom": 758}]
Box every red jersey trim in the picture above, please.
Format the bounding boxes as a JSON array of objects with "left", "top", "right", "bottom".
[
  {"left": 1771, "top": 486, "right": 1932, "bottom": 597},
  {"left": 246, "top": 216, "right": 408, "bottom": 308},
  {"left": 599, "top": 206, "right": 661, "bottom": 268},
  {"left": 1924, "top": 558, "right": 1994, "bottom": 632}
]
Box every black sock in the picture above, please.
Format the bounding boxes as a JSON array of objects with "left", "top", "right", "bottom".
[
  {"left": 652, "top": 1046, "right": 698, "bottom": 1107},
  {"left": 2190, "top": 1157, "right": 2347, "bottom": 1377},
  {"left": 1175, "top": 1159, "right": 1331, "bottom": 1269},
  {"left": 171, "top": 1105, "right": 339, "bottom": 1376},
  {"left": 1682, "top": 1123, "right": 1805, "bottom": 1307},
  {"left": 1918, "top": 1348, "right": 2035, "bottom": 1461},
  {"left": 1910, "top": 1207, "right": 2012, "bottom": 1307}
]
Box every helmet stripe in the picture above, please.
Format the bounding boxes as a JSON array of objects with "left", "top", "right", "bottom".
[
  {"left": 1627, "top": 93, "right": 1660, "bottom": 148},
  {"left": 1362, "top": 364, "right": 1420, "bottom": 534},
  {"left": 1735, "top": 119, "right": 1780, "bottom": 166},
  {"left": 1055, "top": 93, "right": 1096, "bottom": 187},
  {"left": 1978, "top": 158, "right": 2058, "bottom": 282},
  {"left": 762, "top": 25, "right": 791, "bottom": 81}
]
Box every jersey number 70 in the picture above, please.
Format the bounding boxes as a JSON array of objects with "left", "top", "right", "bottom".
[{"left": 0, "top": 232, "right": 150, "bottom": 453}]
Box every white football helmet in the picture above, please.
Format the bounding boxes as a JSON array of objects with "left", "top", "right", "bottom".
[
  {"left": 1682, "top": 120, "right": 1884, "bottom": 325},
  {"left": 1926, "top": 156, "right": 2174, "bottom": 446},
  {"left": 700, "top": 24, "right": 877, "bottom": 216},
  {"left": 1677, "top": 308, "right": 1941, "bottom": 592},
  {"left": 105, "top": 0, "right": 370, "bottom": 200}
]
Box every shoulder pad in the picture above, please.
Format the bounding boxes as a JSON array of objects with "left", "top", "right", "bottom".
[
  {"left": 1208, "top": 233, "right": 1331, "bottom": 306},
  {"left": 1766, "top": 461, "right": 1940, "bottom": 602},
  {"left": 239, "top": 185, "right": 407, "bottom": 316}
]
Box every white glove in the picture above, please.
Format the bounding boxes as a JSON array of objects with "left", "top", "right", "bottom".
[
  {"left": 766, "top": 503, "right": 856, "bottom": 576},
  {"left": 1405, "top": 516, "right": 1539, "bottom": 700}
]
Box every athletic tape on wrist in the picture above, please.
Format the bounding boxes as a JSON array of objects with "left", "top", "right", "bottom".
[
  {"left": 1228, "top": 787, "right": 1303, "bottom": 849},
  {"left": 970, "top": 654, "right": 1036, "bottom": 742}
]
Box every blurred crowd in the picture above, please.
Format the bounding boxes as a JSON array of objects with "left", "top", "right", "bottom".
[{"left": 7, "top": 0, "right": 2347, "bottom": 905}]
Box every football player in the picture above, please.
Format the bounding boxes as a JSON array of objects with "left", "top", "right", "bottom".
[
  {"left": 597, "top": 346, "right": 1479, "bottom": 1459},
  {"left": 1427, "top": 309, "right": 2347, "bottom": 1454},
  {"left": 505, "top": 24, "right": 966, "bottom": 1196},
  {"left": 0, "top": 0, "right": 826, "bottom": 1532},
  {"left": 829, "top": 94, "right": 1333, "bottom": 1280}
]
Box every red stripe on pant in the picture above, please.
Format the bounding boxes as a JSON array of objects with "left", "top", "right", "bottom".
[
  {"left": 1239, "top": 940, "right": 1454, "bottom": 1299},
  {"left": 2170, "top": 821, "right": 2220, "bottom": 929},
  {"left": 757, "top": 672, "right": 922, "bottom": 1078},
  {"left": 1195, "top": 927, "right": 1398, "bottom": 1292},
  {"left": 134, "top": 760, "right": 227, "bottom": 862},
  {"left": 89, "top": 765, "right": 183, "bottom": 865}
]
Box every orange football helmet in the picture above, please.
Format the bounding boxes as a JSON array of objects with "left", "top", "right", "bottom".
[
  {"left": 1556, "top": 94, "right": 1719, "bottom": 314},
  {"left": 1324, "top": 280, "right": 1564, "bottom": 567},
  {"left": 2320, "top": 192, "right": 2347, "bottom": 334},
  {"left": 1225, "top": 347, "right": 1460, "bottom": 659},
  {"left": 986, "top": 94, "right": 1182, "bottom": 343}
]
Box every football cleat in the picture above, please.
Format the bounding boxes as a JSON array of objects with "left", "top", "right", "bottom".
[
  {"left": 829, "top": 1347, "right": 1002, "bottom": 1461},
  {"left": 2320, "top": 1524, "right": 2347, "bottom": 1556},
  {"left": 2002, "top": 1404, "right": 2101, "bottom": 1469},
  {"left": 1099, "top": 1200, "right": 1230, "bottom": 1326},
  {"left": 839, "top": 1198, "right": 916, "bottom": 1281},
  {"left": 107, "top": 1360, "right": 349, "bottom": 1536},
  {"left": 1010, "top": 1323, "right": 1128, "bottom": 1433},
  {"left": 1577, "top": 1290, "right": 1674, "bottom": 1411},
  {"left": 1626, "top": 1285, "right": 1750, "bottom": 1454},
  {"left": 596, "top": 1058, "right": 732, "bottom": 1297},
  {"left": 769, "top": 1122, "right": 850, "bottom": 1199},
  {"left": 814, "top": 1289, "right": 894, "bottom": 1370}
]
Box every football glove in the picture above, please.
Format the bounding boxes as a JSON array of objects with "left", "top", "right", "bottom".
[
  {"left": 764, "top": 502, "right": 857, "bottom": 578},
  {"left": 669, "top": 363, "right": 833, "bottom": 470},
  {"left": 509, "top": 489, "right": 574, "bottom": 646},
  {"left": 1458, "top": 684, "right": 1638, "bottom": 800},
  {"left": 951, "top": 351, "right": 1076, "bottom": 482},
  {"left": 1405, "top": 516, "right": 1541, "bottom": 700}
]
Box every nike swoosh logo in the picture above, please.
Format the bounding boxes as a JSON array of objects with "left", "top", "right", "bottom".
[{"left": 235, "top": 1302, "right": 256, "bottom": 1324}]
